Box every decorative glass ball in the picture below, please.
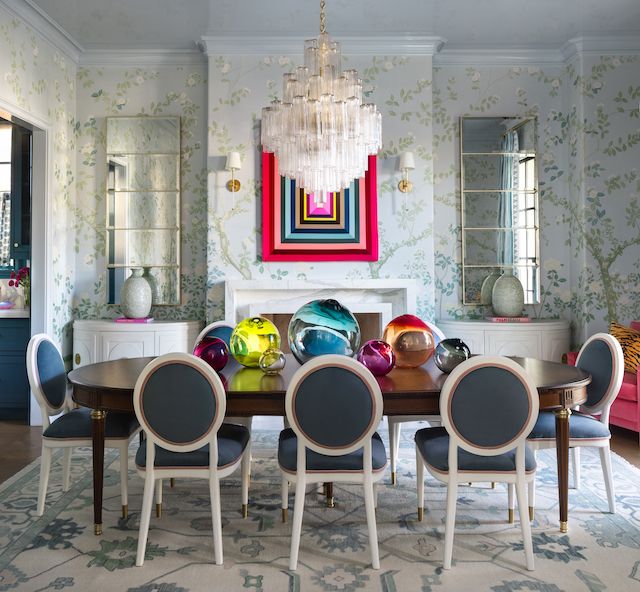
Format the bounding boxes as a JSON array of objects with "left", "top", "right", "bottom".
[
  {"left": 381, "top": 314, "right": 435, "bottom": 369},
  {"left": 434, "top": 338, "right": 471, "bottom": 373},
  {"left": 288, "top": 298, "right": 361, "bottom": 365},
  {"left": 230, "top": 317, "right": 281, "bottom": 368},
  {"left": 193, "top": 337, "right": 229, "bottom": 371},
  {"left": 259, "top": 348, "right": 286, "bottom": 375},
  {"left": 357, "top": 340, "right": 395, "bottom": 376}
]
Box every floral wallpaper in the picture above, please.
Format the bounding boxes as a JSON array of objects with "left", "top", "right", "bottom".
[{"left": 1, "top": 3, "right": 639, "bottom": 362}]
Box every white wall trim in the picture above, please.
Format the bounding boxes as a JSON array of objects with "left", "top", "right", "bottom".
[
  {"left": 78, "top": 47, "right": 207, "bottom": 67},
  {"left": 198, "top": 34, "right": 447, "bottom": 57}
]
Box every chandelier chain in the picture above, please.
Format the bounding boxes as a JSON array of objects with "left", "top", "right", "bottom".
[{"left": 320, "top": 0, "right": 325, "bottom": 33}]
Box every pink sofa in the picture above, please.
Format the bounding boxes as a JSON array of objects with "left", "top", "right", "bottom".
[{"left": 566, "top": 321, "right": 640, "bottom": 440}]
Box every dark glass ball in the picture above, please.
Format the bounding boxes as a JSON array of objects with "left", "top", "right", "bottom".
[{"left": 433, "top": 338, "right": 471, "bottom": 373}]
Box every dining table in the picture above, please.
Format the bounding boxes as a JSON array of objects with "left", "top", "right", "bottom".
[{"left": 68, "top": 353, "right": 590, "bottom": 536}]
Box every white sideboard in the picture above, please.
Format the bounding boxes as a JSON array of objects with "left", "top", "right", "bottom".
[
  {"left": 72, "top": 319, "right": 204, "bottom": 369},
  {"left": 435, "top": 318, "right": 570, "bottom": 362}
]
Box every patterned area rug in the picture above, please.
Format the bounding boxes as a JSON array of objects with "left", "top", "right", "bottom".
[{"left": 1, "top": 424, "right": 640, "bottom": 592}]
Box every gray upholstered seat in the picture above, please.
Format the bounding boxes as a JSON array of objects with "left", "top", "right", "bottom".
[
  {"left": 278, "top": 354, "right": 387, "bottom": 571},
  {"left": 527, "top": 333, "right": 624, "bottom": 516},
  {"left": 26, "top": 334, "right": 141, "bottom": 518},
  {"left": 415, "top": 355, "right": 539, "bottom": 571},
  {"left": 133, "top": 353, "right": 250, "bottom": 567}
]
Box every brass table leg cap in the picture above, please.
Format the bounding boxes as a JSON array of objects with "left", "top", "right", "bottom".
[
  {"left": 560, "top": 521, "right": 568, "bottom": 533},
  {"left": 327, "top": 496, "right": 335, "bottom": 508},
  {"left": 170, "top": 478, "right": 175, "bottom": 487},
  {"left": 94, "top": 524, "right": 102, "bottom": 536}
]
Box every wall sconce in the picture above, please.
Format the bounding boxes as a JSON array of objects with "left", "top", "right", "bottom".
[
  {"left": 398, "top": 152, "right": 415, "bottom": 193},
  {"left": 225, "top": 151, "right": 241, "bottom": 192}
]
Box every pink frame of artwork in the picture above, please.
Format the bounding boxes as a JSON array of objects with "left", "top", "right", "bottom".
[{"left": 262, "top": 151, "right": 378, "bottom": 261}]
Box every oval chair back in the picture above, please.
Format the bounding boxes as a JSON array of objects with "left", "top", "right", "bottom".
[
  {"left": 285, "top": 354, "right": 383, "bottom": 459},
  {"left": 26, "top": 333, "right": 71, "bottom": 429},
  {"left": 575, "top": 333, "right": 624, "bottom": 422},
  {"left": 133, "top": 353, "right": 226, "bottom": 456},
  {"left": 193, "top": 321, "right": 235, "bottom": 352},
  {"left": 441, "top": 356, "right": 539, "bottom": 464}
]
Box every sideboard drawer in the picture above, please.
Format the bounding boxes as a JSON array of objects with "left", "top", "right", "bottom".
[
  {"left": 0, "top": 320, "right": 30, "bottom": 352},
  {"left": 0, "top": 318, "right": 30, "bottom": 419}
]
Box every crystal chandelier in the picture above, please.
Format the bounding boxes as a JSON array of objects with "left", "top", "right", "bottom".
[{"left": 261, "top": 0, "right": 382, "bottom": 202}]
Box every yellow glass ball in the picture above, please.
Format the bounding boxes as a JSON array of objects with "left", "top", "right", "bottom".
[{"left": 230, "top": 317, "right": 281, "bottom": 368}]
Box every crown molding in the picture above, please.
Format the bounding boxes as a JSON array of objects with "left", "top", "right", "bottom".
[
  {"left": 77, "top": 47, "right": 207, "bottom": 67},
  {"left": 561, "top": 33, "right": 640, "bottom": 61},
  {"left": 2, "top": 0, "right": 82, "bottom": 63},
  {"left": 198, "top": 34, "right": 447, "bottom": 56}
]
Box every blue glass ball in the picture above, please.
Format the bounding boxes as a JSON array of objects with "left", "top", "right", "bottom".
[
  {"left": 434, "top": 338, "right": 471, "bottom": 373},
  {"left": 288, "top": 299, "right": 361, "bottom": 365}
]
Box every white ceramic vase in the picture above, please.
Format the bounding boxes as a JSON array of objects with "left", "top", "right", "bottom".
[
  {"left": 142, "top": 267, "right": 160, "bottom": 305},
  {"left": 492, "top": 268, "right": 524, "bottom": 317},
  {"left": 480, "top": 267, "right": 502, "bottom": 304},
  {"left": 120, "top": 268, "right": 152, "bottom": 318}
]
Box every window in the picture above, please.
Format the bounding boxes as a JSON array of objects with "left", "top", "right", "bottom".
[{"left": 0, "top": 118, "right": 31, "bottom": 277}]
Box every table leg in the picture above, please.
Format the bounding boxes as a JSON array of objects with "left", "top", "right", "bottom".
[
  {"left": 325, "top": 482, "right": 334, "bottom": 507},
  {"left": 90, "top": 409, "right": 107, "bottom": 535},
  {"left": 553, "top": 408, "right": 571, "bottom": 533}
]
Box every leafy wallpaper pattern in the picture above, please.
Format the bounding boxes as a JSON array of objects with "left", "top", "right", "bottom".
[{"left": 1, "top": 5, "right": 639, "bottom": 361}]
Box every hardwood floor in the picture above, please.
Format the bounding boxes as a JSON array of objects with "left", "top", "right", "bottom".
[{"left": 1, "top": 419, "right": 639, "bottom": 487}]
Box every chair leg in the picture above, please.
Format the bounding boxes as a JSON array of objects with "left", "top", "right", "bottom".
[
  {"left": 37, "top": 446, "right": 53, "bottom": 516},
  {"left": 62, "top": 448, "right": 72, "bottom": 492},
  {"left": 136, "top": 473, "right": 156, "bottom": 566},
  {"left": 572, "top": 447, "right": 581, "bottom": 489},
  {"left": 528, "top": 449, "right": 537, "bottom": 521},
  {"left": 416, "top": 444, "right": 425, "bottom": 522},
  {"left": 209, "top": 473, "right": 224, "bottom": 565},
  {"left": 289, "top": 473, "right": 307, "bottom": 570},
  {"left": 443, "top": 481, "right": 458, "bottom": 570},
  {"left": 507, "top": 483, "right": 514, "bottom": 523},
  {"left": 155, "top": 479, "right": 163, "bottom": 517},
  {"left": 119, "top": 444, "right": 129, "bottom": 519},
  {"left": 515, "top": 476, "right": 535, "bottom": 571},
  {"left": 363, "top": 472, "right": 380, "bottom": 569},
  {"left": 373, "top": 482, "right": 378, "bottom": 509},
  {"left": 388, "top": 419, "right": 399, "bottom": 484},
  {"left": 241, "top": 448, "right": 249, "bottom": 518},
  {"left": 599, "top": 446, "right": 616, "bottom": 513},
  {"left": 281, "top": 476, "right": 289, "bottom": 523}
]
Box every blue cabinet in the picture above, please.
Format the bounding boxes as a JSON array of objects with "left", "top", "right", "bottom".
[{"left": 0, "top": 318, "right": 30, "bottom": 419}]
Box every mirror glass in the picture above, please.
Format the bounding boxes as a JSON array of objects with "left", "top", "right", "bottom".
[
  {"left": 106, "top": 116, "right": 181, "bottom": 306},
  {"left": 460, "top": 116, "right": 539, "bottom": 305}
]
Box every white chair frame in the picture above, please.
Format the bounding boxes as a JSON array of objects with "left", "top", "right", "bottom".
[
  {"left": 281, "top": 355, "right": 386, "bottom": 570},
  {"left": 388, "top": 320, "right": 446, "bottom": 483},
  {"left": 27, "top": 333, "right": 141, "bottom": 518},
  {"left": 416, "top": 355, "right": 539, "bottom": 571},
  {"left": 133, "top": 353, "right": 249, "bottom": 566},
  {"left": 527, "top": 333, "right": 624, "bottom": 516}
]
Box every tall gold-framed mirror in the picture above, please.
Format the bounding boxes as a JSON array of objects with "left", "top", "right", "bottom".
[
  {"left": 460, "top": 116, "right": 540, "bottom": 305},
  {"left": 106, "top": 116, "right": 181, "bottom": 306}
]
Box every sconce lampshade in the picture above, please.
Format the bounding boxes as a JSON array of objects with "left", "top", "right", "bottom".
[
  {"left": 398, "top": 152, "right": 415, "bottom": 193},
  {"left": 225, "top": 151, "right": 242, "bottom": 171},
  {"left": 399, "top": 152, "right": 415, "bottom": 172}
]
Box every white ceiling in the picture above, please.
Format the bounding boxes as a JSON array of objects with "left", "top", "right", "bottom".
[{"left": 18, "top": 0, "right": 640, "bottom": 58}]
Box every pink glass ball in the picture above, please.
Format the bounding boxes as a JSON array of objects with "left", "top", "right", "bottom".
[
  {"left": 381, "top": 314, "right": 435, "bottom": 369},
  {"left": 193, "top": 336, "right": 229, "bottom": 371},
  {"left": 357, "top": 340, "right": 395, "bottom": 376}
]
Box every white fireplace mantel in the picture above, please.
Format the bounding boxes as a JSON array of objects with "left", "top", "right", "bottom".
[{"left": 224, "top": 279, "right": 417, "bottom": 328}]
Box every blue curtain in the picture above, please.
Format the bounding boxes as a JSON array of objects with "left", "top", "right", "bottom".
[{"left": 497, "top": 131, "right": 518, "bottom": 266}]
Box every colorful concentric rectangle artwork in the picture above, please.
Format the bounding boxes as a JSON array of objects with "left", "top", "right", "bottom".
[{"left": 262, "top": 151, "right": 378, "bottom": 261}]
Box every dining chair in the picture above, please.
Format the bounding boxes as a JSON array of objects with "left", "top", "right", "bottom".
[
  {"left": 278, "top": 354, "right": 387, "bottom": 570},
  {"left": 388, "top": 320, "right": 445, "bottom": 484},
  {"left": 415, "top": 355, "right": 539, "bottom": 571},
  {"left": 133, "top": 353, "right": 250, "bottom": 566},
  {"left": 527, "top": 333, "right": 624, "bottom": 518},
  {"left": 26, "top": 333, "right": 141, "bottom": 519},
  {"left": 193, "top": 321, "right": 253, "bottom": 487}
]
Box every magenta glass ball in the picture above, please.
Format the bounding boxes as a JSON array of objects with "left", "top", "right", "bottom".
[
  {"left": 193, "top": 336, "right": 229, "bottom": 371},
  {"left": 357, "top": 340, "right": 395, "bottom": 376}
]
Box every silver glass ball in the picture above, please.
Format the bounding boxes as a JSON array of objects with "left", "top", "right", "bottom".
[{"left": 434, "top": 338, "right": 471, "bottom": 373}]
